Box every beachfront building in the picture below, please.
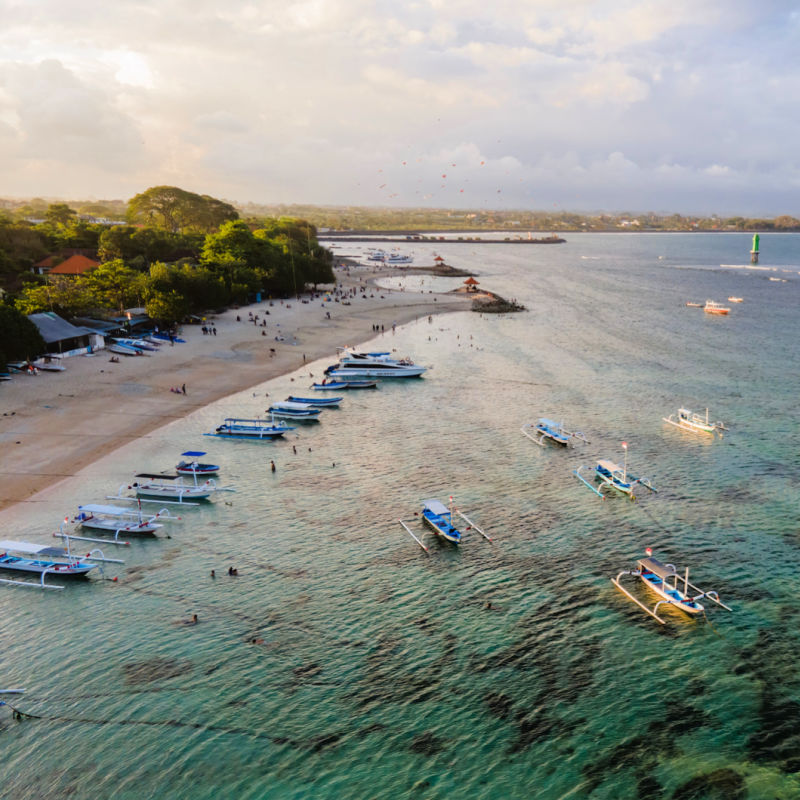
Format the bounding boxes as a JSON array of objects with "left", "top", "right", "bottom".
[{"left": 27, "top": 311, "right": 105, "bottom": 358}]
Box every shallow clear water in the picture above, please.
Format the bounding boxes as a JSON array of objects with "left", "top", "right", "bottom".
[{"left": 1, "top": 233, "right": 799, "bottom": 798}]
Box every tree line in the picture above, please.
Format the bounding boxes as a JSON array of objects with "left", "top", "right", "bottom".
[{"left": 0, "top": 186, "right": 335, "bottom": 332}]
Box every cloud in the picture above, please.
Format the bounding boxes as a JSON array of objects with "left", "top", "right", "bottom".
[{"left": 0, "top": 1, "right": 797, "bottom": 214}]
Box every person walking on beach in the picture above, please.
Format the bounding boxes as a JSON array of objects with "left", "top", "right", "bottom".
[
  {"left": 181, "top": 383, "right": 186, "bottom": 395},
  {"left": 270, "top": 460, "right": 276, "bottom": 473}
]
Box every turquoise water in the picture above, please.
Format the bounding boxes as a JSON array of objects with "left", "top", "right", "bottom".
[{"left": 1, "top": 233, "right": 799, "bottom": 798}]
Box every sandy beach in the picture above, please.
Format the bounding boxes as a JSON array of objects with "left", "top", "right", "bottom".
[{"left": 0, "top": 262, "right": 470, "bottom": 511}]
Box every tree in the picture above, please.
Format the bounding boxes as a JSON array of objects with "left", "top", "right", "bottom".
[
  {"left": 84, "top": 260, "right": 146, "bottom": 311},
  {"left": 0, "top": 303, "right": 47, "bottom": 367},
  {"left": 45, "top": 203, "right": 77, "bottom": 227},
  {"left": 127, "top": 186, "right": 238, "bottom": 233}
]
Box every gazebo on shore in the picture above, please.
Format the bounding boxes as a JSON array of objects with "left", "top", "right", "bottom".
[{"left": 463, "top": 276, "right": 480, "bottom": 292}]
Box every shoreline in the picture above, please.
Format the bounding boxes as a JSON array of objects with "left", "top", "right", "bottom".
[{"left": 0, "top": 262, "right": 470, "bottom": 512}]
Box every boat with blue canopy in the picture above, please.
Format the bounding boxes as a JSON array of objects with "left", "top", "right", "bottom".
[
  {"left": 611, "top": 548, "right": 732, "bottom": 624},
  {"left": 521, "top": 418, "right": 589, "bottom": 447},
  {"left": 175, "top": 451, "right": 220, "bottom": 476}
]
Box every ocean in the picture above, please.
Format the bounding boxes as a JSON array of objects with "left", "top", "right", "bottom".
[{"left": 1, "top": 233, "right": 798, "bottom": 799}]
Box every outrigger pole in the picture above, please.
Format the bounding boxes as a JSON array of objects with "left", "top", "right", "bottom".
[
  {"left": 573, "top": 466, "right": 605, "bottom": 499},
  {"left": 397, "top": 519, "right": 430, "bottom": 554},
  {"left": 454, "top": 508, "right": 493, "bottom": 542}
]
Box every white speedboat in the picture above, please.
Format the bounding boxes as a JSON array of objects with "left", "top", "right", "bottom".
[{"left": 325, "top": 349, "right": 426, "bottom": 378}]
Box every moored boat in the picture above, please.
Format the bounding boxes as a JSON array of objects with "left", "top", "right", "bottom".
[
  {"left": 311, "top": 380, "right": 377, "bottom": 390},
  {"left": 663, "top": 408, "right": 726, "bottom": 436},
  {"left": 704, "top": 300, "right": 730, "bottom": 315},
  {"left": 611, "top": 548, "right": 732, "bottom": 624},
  {"left": 325, "top": 349, "right": 427, "bottom": 378},
  {"left": 287, "top": 395, "right": 342, "bottom": 407},
  {"left": 267, "top": 401, "right": 322, "bottom": 420},
  {"left": 574, "top": 444, "right": 656, "bottom": 500},
  {"left": 175, "top": 451, "right": 220, "bottom": 476},
  {"left": 397, "top": 497, "right": 491, "bottom": 552},
  {"left": 0, "top": 540, "right": 98, "bottom": 588},
  {"left": 521, "top": 418, "right": 588, "bottom": 447},
  {"left": 206, "top": 417, "right": 295, "bottom": 440}
]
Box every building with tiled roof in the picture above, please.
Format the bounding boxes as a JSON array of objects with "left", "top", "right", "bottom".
[{"left": 46, "top": 254, "right": 100, "bottom": 275}]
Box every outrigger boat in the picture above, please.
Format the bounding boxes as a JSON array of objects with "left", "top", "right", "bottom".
[
  {"left": 663, "top": 408, "right": 726, "bottom": 436},
  {"left": 205, "top": 417, "right": 295, "bottom": 440},
  {"left": 311, "top": 380, "right": 377, "bottom": 390},
  {"left": 109, "top": 473, "right": 233, "bottom": 506},
  {"left": 397, "top": 497, "right": 491, "bottom": 553},
  {"left": 611, "top": 548, "right": 732, "bottom": 624},
  {"left": 521, "top": 418, "right": 589, "bottom": 447},
  {"left": 287, "top": 395, "right": 342, "bottom": 407},
  {"left": 574, "top": 444, "right": 656, "bottom": 500},
  {"left": 175, "top": 451, "right": 220, "bottom": 476},
  {"left": 0, "top": 538, "right": 123, "bottom": 589},
  {"left": 267, "top": 401, "right": 322, "bottom": 420},
  {"left": 58, "top": 503, "right": 178, "bottom": 544}
]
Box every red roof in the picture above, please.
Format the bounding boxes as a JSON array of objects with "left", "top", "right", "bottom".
[
  {"left": 463, "top": 277, "right": 479, "bottom": 285},
  {"left": 47, "top": 255, "right": 100, "bottom": 275},
  {"left": 34, "top": 255, "right": 56, "bottom": 268}
]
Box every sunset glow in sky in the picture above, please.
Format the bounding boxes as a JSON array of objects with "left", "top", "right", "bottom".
[{"left": 1, "top": 1, "right": 798, "bottom": 213}]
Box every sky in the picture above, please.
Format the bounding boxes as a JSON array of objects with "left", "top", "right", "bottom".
[{"left": 0, "top": 0, "right": 798, "bottom": 215}]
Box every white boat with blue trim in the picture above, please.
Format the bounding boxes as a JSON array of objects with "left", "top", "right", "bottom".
[
  {"left": 611, "top": 548, "right": 732, "bottom": 624},
  {"left": 397, "top": 497, "right": 491, "bottom": 553},
  {"left": 325, "top": 349, "right": 426, "bottom": 379},
  {"left": 574, "top": 444, "right": 656, "bottom": 499},
  {"left": 267, "top": 401, "right": 322, "bottom": 420},
  {"left": 206, "top": 418, "right": 295, "bottom": 440},
  {"left": 521, "top": 418, "right": 588, "bottom": 447},
  {"left": 287, "top": 395, "right": 342, "bottom": 407}
]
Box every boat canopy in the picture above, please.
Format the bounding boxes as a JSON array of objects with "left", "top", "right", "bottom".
[
  {"left": 0, "top": 540, "right": 70, "bottom": 558},
  {"left": 597, "top": 460, "right": 622, "bottom": 473},
  {"left": 638, "top": 557, "right": 677, "bottom": 580},
  {"left": 678, "top": 408, "right": 692, "bottom": 417},
  {"left": 180, "top": 451, "right": 207, "bottom": 457},
  {"left": 423, "top": 499, "right": 450, "bottom": 516},
  {"left": 77, "top": 504, "right": 136, "bottom": 516},
  {"left": 538, "top": 418, "right": 560, "bottom": 429}
]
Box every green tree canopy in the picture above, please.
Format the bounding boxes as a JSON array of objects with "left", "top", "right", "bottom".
[
  {"left": 127, "top": 186, "right": 238, "bottom": 233},
  {"left": 0, "top": 304, "right": 47, "bottom": 367},
  {"left": 45, "top": 203, "right": 77, "bottom": 227}
]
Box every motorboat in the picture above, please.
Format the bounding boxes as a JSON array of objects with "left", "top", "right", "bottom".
[
  {"left": 206, "top": 418, "right": 295, "bottom": 440},
  {"left": 287, "top": 395, "right": 342, "bottom": 407},
  {"left": 267, "top": 401, "right": 322, "bottom": 420},
  {"left": 311, "top": 380, "right": 377, "bottom": 390},
  {"left": 325, "top": 349, "right": 426, "bottom": 378},
  {"left": 704, "top": 300, "right": 730, "bottom": 315},
  {"left": 175, "top": 451, "right": 220, "bottom": 476}
]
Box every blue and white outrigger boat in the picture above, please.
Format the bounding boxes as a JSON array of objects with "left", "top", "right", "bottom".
[
  {"left": 205, "top": 417, "right": 295, "bottom": 440},
  {"left": 521, "top": 418, "right": 589, "bottom": 447},
  {"left": 573, "top": 444, "right": 656, "bottom": 500},
  {"left": 397, "top": 497, "right": 491, "bottom": 553},
  {"left": 0, "top": 538, "right": 122, "bottom": 589},
  {"left": 611, "top": 548, "right": 732, "bottom": 624},
  {"left": 287, "top": 395, "right": 342, "bottom": 407},
  {"left": 57, "top": 502, "right": 181, "bottom": 545}
]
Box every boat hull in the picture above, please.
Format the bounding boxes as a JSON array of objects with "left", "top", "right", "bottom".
[
  {"left": 0, "top": 555, "right": 94, "bottom": 577},
  {"left": 421, "top": 509, "right": 461, "bottom": 544},
  {"left": 640, "top": 574, "right": 703, "bottom": 615},
  {"left": 326, "top": 367, "right": 425, "bottom": 378}
]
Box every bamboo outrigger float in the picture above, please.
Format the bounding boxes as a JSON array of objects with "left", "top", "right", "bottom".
[
  {"left": 521, "top": 418, "right": 589, "bottom": 448},
  {"left": 573, "top": 443, "right": 656, "bottom": 500},
  {"left": 612, "top": 549, "right": 732, "bottom": 624},
  {"left": 397, "top": 496, "right": 492, "bottom": 553},
  {"left": 663, "top": 408, "right": 727, "bottom": 436}
]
